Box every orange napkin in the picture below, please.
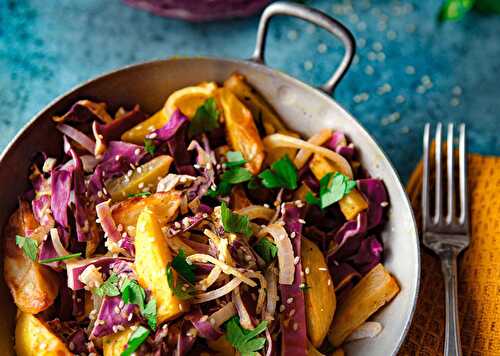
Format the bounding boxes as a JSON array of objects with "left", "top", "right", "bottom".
[{"left": 399, "top": 154, "right": 500, "bottom": 355}]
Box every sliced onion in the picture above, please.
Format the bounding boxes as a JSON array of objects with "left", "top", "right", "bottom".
[
  {"left": 346, "top": 321, "right": 383, "bottom": 342},
  {"left": 92, "top": 121, "right": 107, "bottom": 157},
  {"left": 187, "top": 253, "right": 256, "bottom": 287},
  {"left": 209, "top": 302, "right": 236, "bottom": 329},
  {"left": 192, "top": 277, "right": 242, "bottom": 304},
  {"left": 96, "top": 200, "right": 121, "bottom": 242},
  {"left": 56, "top": 124, "right": 96, "bottom": 154},
  {"left": 264, "top": 266, "right": 278, "bottom": 319},
  {"left": 293, "top": 128, "right": 332, "bottom": 169},
  {"left": 233, "top": 286, "right": 253, "bottom": 329},
  {"left": 49, "top": 228, "right": 77, "bottom": 264},
  {"left": 246, "top": 271, "right": 267, "bottom": 315},
  {"left": 263, "top": 133, "right": 353, "bottom": 178},
  {"left": 196, "top": 266, "right": 222, "bottom": 291},
  {"left": 237, "top": 205, "right": 275, "bottom": 221},
  {"left": 260, "top": 224, "right": 295, "bottom": 285}
]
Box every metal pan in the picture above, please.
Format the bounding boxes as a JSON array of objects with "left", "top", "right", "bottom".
[{"left": 0, "top": 2, "right": 419, "bottom": 355}]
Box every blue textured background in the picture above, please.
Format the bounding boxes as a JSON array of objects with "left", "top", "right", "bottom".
[{"left": 1, "top": 0, "right": 499, "bottom": 182}]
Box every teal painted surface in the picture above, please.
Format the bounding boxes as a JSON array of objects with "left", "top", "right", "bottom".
[{"left": 1, "top": 0, "right": 499, "bottom": 181}]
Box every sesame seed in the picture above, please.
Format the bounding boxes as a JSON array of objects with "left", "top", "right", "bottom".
[
  {"left": 263, "top": 203, "right": 270, "bottom": 208},
  {"left": 380, "top": 201, "right": 389, "bottom": 207},
  {"left": 210, "top": 318, "right": 216, "bottom": 325},
  {"left": 138, "top": 182, "right": 144, "bottom": 189},
  {"left": 134, "top": 148, "right": 141, "bottom": 155},
  {"left": 305, "top": 267, "right": 310, "bottom": 274},
  {"left": 40, "top": 342, "right": 47, "bottom": 350},
  {"left": 319, "top": 267, "right": 328, "bottom": 271},
  {"left": 174, "top": 222, "right": 181, "bottom": 229},
  {"left": 149, "top": 132, "right": 158, "bottom": 139},
  {"left": 115, "top": 155, "right": 121, "bottom": 161},
  {"left": 328, "top": 279, "right": 332, "bottom": 286},
  {"left": 119, "top": 300, "right": 124, "bottom": 308},
  {"left": 293, "top": 322, "right": 299, "bottom": 331},
  {"left": 294, "top": 256, "right": 300, "bottom": 265},
  {"left": 128, "top": 313, "right": 133, "bottom": 321},
  {"left": 179, "top": 303, "right": 183, "bottom": 311},
  {"left": 289, "top": 309, "right": 296, "bottom": 317},
  {"left": 298, "top": 219, "right": 306, "bottom": 224},
  {"left": 290, "top": 231, "right": 296, "bottom": 239},
  {"left": 287, "top": 297, "right": 294, "bottom": 304},
  {"left": 279, "top": 304, "right": 286, "bottom": 312},
  {"left": 69, "top": 342, "right": 75, "bottom": 351},
  {"left": 114, "top": 306, "right": 120, "bottom": 314}
]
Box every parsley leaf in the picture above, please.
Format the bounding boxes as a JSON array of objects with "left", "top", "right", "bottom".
[
  {"left": 306, "top": 172, "right": 357, "bottom": 209},
  {"left": 128, "top": 191, "right": 152, "bottom": 198},
  {"left": 15, "top": 235, "right": 38, "bottom": 262},
  {"left": 95, "top": 273, "right": 121, "bottom": 297},
  {"left": 188, "top": 98, "right": 220, "bottom": 138},
  {"left": 221, "top": 167, "right": 253, "bottom": 185},
  {"left": 221, "top": 202, "right": 252, "bottom": 237},
  {"left": 143, "top": 298, "right": 157, "bottom": 331},
  {"left": 225, "top": 317, "right": 268, "bottom": 355},
  {"left": 122, "top": 325, "right": 150, "bottom": 356},
  {"left": 121, "top": 279, "right": 146, "bottom": 311},
  {"left": 253, "top": 238, "right": 278, "bottom": 264},
  {"left": 226, "top": 151, "right": 247, "bottom": 168},
  {"left": 258, "top": 155, "right": 297, "bottom": 190},
  {"left": 144, "top": 138, "right": 156, "bottom": 155},
  {"left": 171, "top": 249, "right": 196, "bottom": 284},
  {"left": 38, "top": 253, "right": 81, "bottom": 264},
  {"left": 166, "top": 265, "right": 194, "bottom": 300}
]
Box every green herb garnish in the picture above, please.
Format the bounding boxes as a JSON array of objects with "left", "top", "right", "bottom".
[
  {"left": 258, "top": 155, "right": 298, "bottom": 190},
  {"left": 221, "top": 202, "right": 252, "bottom": 237},
  {"left": 225, "top": 151, "right": 247, "bottom": 168},
  {"left": 144, "top": 138, "right": 157, "bottom": 155},
  {"left": 95, "top": 273, "right": 121, "bottom": 297},
  {"left": 128, "top": 192, "right": 152, "bottom": 198},
  {"left": 15, "top": 235, "right": 38, "bottom": 262},
  {"left": 121, "top": 325, "right": 150, "bottom": 356},
  {"left": 305, "top": 172, "right": 356, "bottom": 209},
  {"left": 225, "top": 317, "right": 268, "bottom": 356},
  {"left": 221, "top": 167, "right": 253, "bottom": 185},
  {"left": 171, "top": 249, "right": 196, "bottom": 284},
  {"left": 188, "top": 98, "right": 220, "bottom": 138},
  {"left": 142, "top": 298, "right": 157, "bottom": 331},
  {"left": 121, "top": 279, "right": 146, "bottom": 311},
  {"left": 253, "top": 238, "right": 278, "bottom": 264},
  {"left": 166, "top": 265, "right": 194, "bottom": 300},
  {"left": 38, "top": 252, "right": 82, "bottom": 264}
]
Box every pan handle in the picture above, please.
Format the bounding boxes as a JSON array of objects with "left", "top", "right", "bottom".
[{"left": 251, "top": 1, "right": 356, "bottom": 96}]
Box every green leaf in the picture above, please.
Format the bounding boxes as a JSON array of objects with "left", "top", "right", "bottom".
[
  {"left": 171, "top": 249, "right": 196, "bottom": 284},
  {"left": 143, "top": 298, "right": 157, "bottom": 331},
  {"left": 121, "top": 279, "right": 146, "bottom": 311},
  {"left": 166, "top": 265, "right": 194, "bottom": 300},
  {"left": 253, "top": 238, "right": 278, "bottom": 264},
  {"left": 38, "top": 252, "right": 82, "bottom": 264},
  {"left": 439, "top": 0, "right": 475, "bottom": 21},
  {"left": 226, "top": 151, "right": 247, "bottom": 168},
  {"left": 128, "top": 192, "right": 152, "bottom": 198},
  {"left": 121, "top": 325, "right": 150, "bottom": 356},
  {"left": 308, "top": 172, "right": 357, "bottom": 210},
  {"left": 221, "top": 167, "right": 253, "bottom": 184},
  {"left": 221, "top": 202, "right": 252, "bottom": 237},
  {"left": 188, "top": 98, "right": 220, "bottom": 138},
  {"left": 225, "top": 317, "right": 268, "bottom": 355},
  {"left": 258, "top": 155, "right": 297, "bottom": 190},
  {"left": 144, "top": 138, "right": 157, "bottom": 155},
  {"left": 247, "top": 177, "right": 260, "bottom": 190},
  {"left": 305, "top": 192, "right": 321, "bottom": 207},
  {"left": 15, "top": 235, "right": 38, "bottom": 262},
  {"left": 95, "top": 273, "right": 121, "bottom": 297}
]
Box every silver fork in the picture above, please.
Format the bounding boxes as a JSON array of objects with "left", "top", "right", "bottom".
[{"left": 422, "top": 123, "right": 470, "bottom": 356}]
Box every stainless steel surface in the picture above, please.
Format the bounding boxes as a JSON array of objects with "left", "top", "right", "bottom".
[
  {"left": 0, "top": 3, "right": 419, "bottom": 355},
  {"left": 422, "top": 123, "right": 470, "bottom": 356},
  {"left": 251, "top": 2, "right": 355, "bottom": 95}
]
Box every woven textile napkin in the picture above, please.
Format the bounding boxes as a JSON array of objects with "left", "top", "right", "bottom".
[{"left": 399, "top": 154, "right": 500, "bottom": 355}]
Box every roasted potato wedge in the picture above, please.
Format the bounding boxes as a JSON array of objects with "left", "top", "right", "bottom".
[
  {"left": 293, "top": 183, "right": 313, "bottom": 202},
  {"left": 207, "top": 334, "right": 236, "bottom": 356},
  {"left": 106, "top": 155, "right": 174, "bottom": 201},
  {"left": 309, "top": 154, "right": 368, "bottom": 220},
  {"left": 328, "top": 264, "right": 400, "bottom": 347},
  {"left": 164, "top": 82, "right": 218, "bottom": 120},
  {"left": 103, "top": 326, "right": 135, "bottom": 356},
  {"left": 121, "top": 109, "right": 167, "bottom": 144},
  {"left": 302, "top": 237, "right": 336, "bottom": 347},
  {"left": 135, "top": 208, "right": 188, "bottom": 323},
  {"left": 219, "top": 88, "right": 265, "bottom": 175},
  {"left": 112, "top": 191, "right": 182, "bottom": 236},
  {"left": 331, "top": 349, "right": 345, "bottom": 356},
  {"left": 4, "top": 202, "right": 59, "bottom": 314},
  {"left": 15, "top": 312, "right": 71, "bottom": 355}
]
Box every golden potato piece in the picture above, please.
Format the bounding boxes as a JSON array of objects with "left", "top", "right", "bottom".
[
  {"left": 302, "top": 237, "right": 336, "bottom": 347},
  {"left": 15, "top": 312, "right": 71, "bottom": 356},
  {"left": 331, "top": 349, "right": 345, "bottom": 356},
  {"left": 121, "top": 110, "right": 167, "bottom": 145},
  {"left": 309, "top": 154, "right": 368, "bottom": 220},
  {"left": 135, "top": 208, "right": 188, "bottom": 323},
  {"left": 208, "top": 334, "right": 236, "bottom": 356},
  {"left": 4, "top": 202, "right": 59, "bottom": 314},
  {"left": 307, "top": 340, "right": 325, "bottom": 356},
  {"left": 112, "top": 191, "right": 182, "bottom": 236},
  {"left": 106, "top": 155, "right": 174, "bottom": 201},
  {"left": 293, "top": 183, "right": 313, "bottom": 202},
  {"left": 219, "top": 88, "right": 265, "bottom": 175},
  {"left": 328, "top": 264, "right": 400, "bottom": 347},
  {"left": 103, "top": 326, "right": 135, "bottom": 356},
  {"left": 164, "top": 82, "right": 218, "bottom": 120}
]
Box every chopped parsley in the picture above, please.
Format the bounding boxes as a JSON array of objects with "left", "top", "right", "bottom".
[
  {"left": 221, "top": 167, "right": 253, "bottom": 184},
  {"left": 188, "top": 98, "right": 220, "bottom": 138},
  {"left": 95, "top": 273, "right": 121, "bottom": 297},
  {"left": 144, "top": 138, "right": 157, "bottom": 155},
  {"left": 121, "top": 279, "right": 146, "bottom": 311},
  {"left": 166, "top": 265, "right": 194, "bottom": 300},
  {"left": 121, "top": 325, "right": 150, "bottom": 356},
  {"left": 253, "top": 238, "right": 278, "bottom": 264},
  {"left": 127, "top": 191, "right": 152, "bottom": 198},
  {"left": 225, "top": 151, "right": 247, "bottom": 168},
  {"left": 258, "top": 155, "right": 298, "bottom": 190},
  {"left": 221, "top": 202, "right": 252, "bottom": 237},
  {"left": 225, "top": 317, "right": 268, "bottom": 356},
  {"left": 142, "top": 298, "right": 157, "bottom": 331},
  {"left": 38, "top": 252, "right": 81, "bottom": 264},
  {"left": 207, "top": 153, "right": 252, "bottom": 198},
  {"left": 171, "top": 249, "right": 196, "bottom": 284},
  {"left": 15, "top": 235, "right": 38, "bottom": 262},
  {"left": 305, "top": 172, "right": 356, "bottom": 209}
]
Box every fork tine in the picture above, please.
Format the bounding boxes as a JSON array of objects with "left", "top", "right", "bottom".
[
  {"left": 446, "top": 123, "right": 455, "bottom": 223},
  {"left": 434, "top": 123, "right": 443, "bottom": 223},
  {"left": 459, "top": 124, "right": 469, "bottom": 227},
  {"left": 422, "top": 123, "right": 431, "bottom": 228}
]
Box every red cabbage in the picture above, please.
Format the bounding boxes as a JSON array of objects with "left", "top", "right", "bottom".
[
  {"left": 351, "top": 235, "right": 383, "bottom": 274},
  {"left": 91, "top": 296, "right": 138, "bottom": 337},
  {"left": 357, "top": 178, "right": 388, "bottom": 230},
  {"left": 50, "top": 168, "right": 72, "bottom": 228},
  {"left": 94, "top": 105, "right": 147, "bottom": 142},
  {"left": 56, "top": 123, "right": 96, "bottom": 154},
  {"left": 329, "top": 262, "right": 361, "bottom": 292},
  {"left": 186, "top": 306, "right": 222, "bottom": 340},
  {"left": 67, "top": 328, "right": 88, "bottom": 354},
  {"left": 176, "top": 320, "right": 197, "bottom": 355},
  {"left": 327, "top": 212, "right": 367, "bottom": 261},
  {"left": 66, "top": 257, "right": 132, "bottom": 290},
  {"left": 54, "top": 100, "right": 112, "bottom": 124}
]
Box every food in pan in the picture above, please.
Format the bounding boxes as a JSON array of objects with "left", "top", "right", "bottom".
[{"left": 4, "top": 73, "right": 399, "bottom": 355}]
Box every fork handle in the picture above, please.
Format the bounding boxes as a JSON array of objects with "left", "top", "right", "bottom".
[{"left": 440, "top": 251, "right": 462, "bottom": 356}]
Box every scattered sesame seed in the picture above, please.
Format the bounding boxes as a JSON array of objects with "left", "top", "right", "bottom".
[
  {"left": 290, "top": 231, "right": 296, "bottom": 239},
  {"left": 263, "top": 203, "right": 270, "bottom": 208},
  {"left": 114, "top": 306, "right": 120, "bottom": 314},
  {"left": 289, "top": 309, "right": 296, "bottom": 317},
  {"left": 319, "top": 267, "right": 328, "bottom": 271},
  {"left": 287, "top": 297, "right": 294, "bottom": 304},
  {"left": 138, "top": 182, "right": 144, "bottom": 189},
  {"left": 293, "top": 322, "right": 299, "bottom": 331},
  {"left": 134, "top": 148, "right": 141, "bottom": 155},
  {"left": 149, "top": 132, "right": 158, "bottom": 139},
  {"left": 294, "top": 256, "right": 300, "bottom": 265},
  {"left": 380, "top": 201, "right": 389, "bottom": 207},
  {"left": 115, "top": 155, "right": 121, "bottom": 161},
  {"left": 128, "top": 313, "right": 133, "bottom": 321},
  {"left": 328, "top": 279, "right": 332, "bottom": 286},
  {"left": 279, "top": 304, "right": 286, "bottom": 312},
  {"left": 305, "top": 267, "right": 310, "bottom": 274},
  {"left": 119, "top": 300, "right": 124, "bottom": 308},
  {"left": 298, "top": 219, "right": 306, "bottom": 224}
]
